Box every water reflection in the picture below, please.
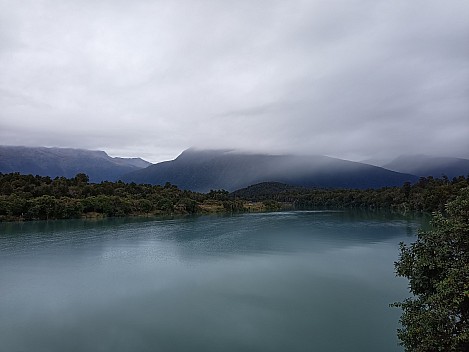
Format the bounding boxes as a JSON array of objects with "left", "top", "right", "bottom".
[{"left": 0, "top": 211, "right": 425, "bottom": 352}]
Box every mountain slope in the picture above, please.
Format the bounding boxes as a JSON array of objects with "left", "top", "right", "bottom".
[
  {"left": 0, "top": 146, "right": 151, "bottom": 182},
  {"left": 123, "top": 149, "right": 418, "bottom": 192},
  {"left": 383, "top": 155, "right": 469, "bottom": 179},
  {"left": 231, "top": 182, "right": 305, "bottom": 200}
]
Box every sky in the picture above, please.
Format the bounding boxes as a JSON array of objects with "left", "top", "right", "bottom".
[{"left": 1, "top": 0, "right": 468, "bottom": 163}]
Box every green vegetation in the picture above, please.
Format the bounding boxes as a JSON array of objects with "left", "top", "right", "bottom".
[
  {"left": 0, "top": 173, "right": 246, "bottom": 221},
  {"left": 1, "top": 173, "right": 468, "bottom": 221},
  {"left": 232, "top": 176, "right": 469, "bottom": 213},
  {"left": 393, "top": 188, "right": 469, "bottom": 351}
]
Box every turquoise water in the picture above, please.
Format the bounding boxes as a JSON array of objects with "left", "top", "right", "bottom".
[{"left": 0, "top": 211, "right": 423, "bottom": 351}]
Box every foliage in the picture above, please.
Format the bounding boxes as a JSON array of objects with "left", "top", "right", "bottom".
[
  {"left": 0, "top": 173, "right": 245, "bottom": 221},
  {"left": 1, "top": 173, "right": 469, "bottom": 221},
  {"left": 231, "top": 176, "right": 469, "bottom": 213},
  {"left": 393, "top": 188, "right": 469, "bottom": 351}
]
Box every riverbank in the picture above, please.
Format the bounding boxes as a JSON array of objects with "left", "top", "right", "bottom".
[{"left": 1, "top": 172, "right": 468, "bottom": 222}]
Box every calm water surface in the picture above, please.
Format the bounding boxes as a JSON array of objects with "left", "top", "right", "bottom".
[{"left": 0, "top": 211, "right": 425, "bottom": 352}]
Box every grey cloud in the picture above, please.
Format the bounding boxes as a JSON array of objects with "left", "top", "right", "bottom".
[{"left": 0, "top": 0, "right": 468, "bottom": 162}]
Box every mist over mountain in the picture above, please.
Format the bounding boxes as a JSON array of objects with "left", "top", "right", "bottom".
[
  {"left": 122, "top": 148, "right": 418, "bottom": 192},
  {"left": 6, "top": 147, "right": 468, "bottom": 192},
  {"left": 0, "top": 146, "right": 151, "bottom": 182},
  {"left": 383, "top": 155, "right": 469, "bottom": 179}
]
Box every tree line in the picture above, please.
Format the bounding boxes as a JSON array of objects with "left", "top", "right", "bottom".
[
  {"left": 232, "top": 176, "right": 469, "bottom": 214},
  {"left": 1, "top": 172, "right": 468, "bottom": 221},
  {"left": 0, "top": 173, "right": 244, "bottom": 221}
]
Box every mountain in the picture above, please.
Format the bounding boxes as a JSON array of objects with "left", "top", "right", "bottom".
[
  {"left": 383, "top": 155, "right": 469, "bottom": 179},
  {"left": 122, "top": 148, "right": 418, "bottom": 192},
  {"left": 0, "top": 146, "right": 151, "bottom": 182},
  {"left": 112, "top": 157, "right": 151, "bottom": 169}
]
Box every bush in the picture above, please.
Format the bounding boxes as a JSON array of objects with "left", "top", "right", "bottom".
[{"left": 393, "top": 188, "right": 469, "bottom": 351}]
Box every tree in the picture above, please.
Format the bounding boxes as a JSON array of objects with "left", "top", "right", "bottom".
[
  {"left": 393, "top": 188, "right": 469, "bottom": 351},
  {"left": 73, "top": 173, "right": 89, "bottom": 185}
]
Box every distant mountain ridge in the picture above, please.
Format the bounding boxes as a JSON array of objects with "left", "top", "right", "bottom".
[
  {"left": 4, "top": 146, "right": 467, "bottom": 192},
  {"left": 0, "top": 146, "right": 151, "bottom": 182},
  {"left": 122, "top": 148, "right": 418, "bottom": 192},
  {"left": 383, "top": 155, "right": 469, "bottom": 179}
]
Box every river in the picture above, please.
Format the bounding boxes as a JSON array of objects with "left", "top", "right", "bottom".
[{"left": 0, "top": 210, "right": 425, "bottom": 351}]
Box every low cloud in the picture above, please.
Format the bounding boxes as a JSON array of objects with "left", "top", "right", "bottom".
[{"left": 0, "top": 0, "right": 468, "bottom": 162}]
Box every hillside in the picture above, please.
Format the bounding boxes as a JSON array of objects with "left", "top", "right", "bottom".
[
  {"left": 122, "top": 149, "right": 418, "bottom": 192},
  {"left": 0, "top": 146, "right": 151, "bottom": 182},
  {"left": 231, "top": 182, "right": 304, "bottom": 200},
  {"left": 384, "top": 155, "right": 469, "bottom": 179}
]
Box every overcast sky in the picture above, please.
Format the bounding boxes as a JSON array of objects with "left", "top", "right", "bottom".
[{"left": 1, "top": 0, "right": 468, "bottom": 163}]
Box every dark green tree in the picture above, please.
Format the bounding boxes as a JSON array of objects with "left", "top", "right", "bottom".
[{"left": 393, "top": 188, "right": 469, "bottom": 351}]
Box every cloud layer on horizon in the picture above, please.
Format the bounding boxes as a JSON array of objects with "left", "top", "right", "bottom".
[{"left": 1, "top": 0, "right": 468, "bottom": 162}]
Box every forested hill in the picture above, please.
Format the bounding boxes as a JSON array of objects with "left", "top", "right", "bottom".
[
  {"left": 122, "top": 148, "right": 418, "bottom": 191},
  {"left": 231, "top": 176, "right": 469, "bottom": 213}
]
